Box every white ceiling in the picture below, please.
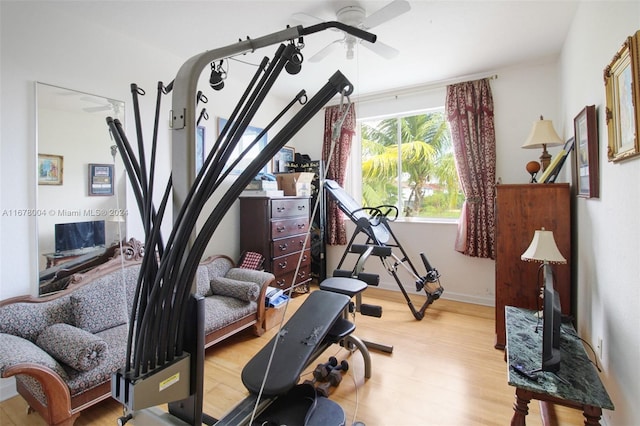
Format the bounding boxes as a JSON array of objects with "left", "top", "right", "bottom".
[{"left": 60, "top": 0, "right": 579, "bottom": 99}]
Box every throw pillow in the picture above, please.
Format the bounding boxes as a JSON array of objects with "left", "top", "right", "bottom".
[
  {"left": 0, "top": 333, "right": 69, "bottom": 380},
  {"left": 210, "top": 277, "right": 260, "bottom": 302},
  {"left": 195, "top": 266, "right": 213, "bottom": 297},
  {"left": 36, "top": 324, "right": 108, "bottom": 372},
  {"left": 71, "top": 282, "right": 128, "bottom": 333}
]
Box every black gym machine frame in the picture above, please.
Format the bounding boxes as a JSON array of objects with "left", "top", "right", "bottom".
[{"left": 106, "top": 21, "right": 377, "bottom": 426}]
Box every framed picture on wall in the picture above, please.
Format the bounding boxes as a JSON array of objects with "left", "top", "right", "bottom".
[
  {"left": 272, "top": 145, "right": 295, "bottom": 173},
  {"left": 604, "top": 30, "right": 640, "bottom": 162},
  {"left": 574, "top": 105, "right": 599, "bottom": 198},
  {"left": 88, "top": 163, "right": 114, "bottom": 196},
  {"left": 38, "top": 154, "right": 63, "bottom": 185},
  {"left": 217, "top": 117, "right": 267, "bottom": 175}
]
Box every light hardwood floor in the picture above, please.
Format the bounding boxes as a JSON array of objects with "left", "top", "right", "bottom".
[{"left": 0, "top": 288, "right": 584, "bottom": 426}]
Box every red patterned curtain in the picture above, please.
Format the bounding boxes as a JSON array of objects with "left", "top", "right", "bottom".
[
  {"left": 322, "top": 103, "right": 356, "bottom": 245},
  {"left": 445, "top": 78, "right": 496, "bottom": 259}
]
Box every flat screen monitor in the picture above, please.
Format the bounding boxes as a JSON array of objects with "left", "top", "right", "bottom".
[
  {"left": 541, "top": 263, "right": 562, "bottom": 373},
  {"left": 54, "top": 220, "right": 106, "bottom": 253}
]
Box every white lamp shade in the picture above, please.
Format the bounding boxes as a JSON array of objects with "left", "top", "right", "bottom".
[
  {"left": 522, "top": 117, "right": 563, "bottom": 149},
  {"left": 521, "top": 228, "right": 566, "bottom": 264}
]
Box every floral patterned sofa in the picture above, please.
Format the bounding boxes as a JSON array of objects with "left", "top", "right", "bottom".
[{"left": 0, "top": 239, "right": 274, "bottom": 426}]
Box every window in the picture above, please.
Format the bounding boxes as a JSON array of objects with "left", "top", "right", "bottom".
[{"left": 359, "top": 109, "right": 462, "bottom": 220}]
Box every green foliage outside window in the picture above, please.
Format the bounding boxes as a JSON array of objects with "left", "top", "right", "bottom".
[{"left": 360, "top": 111, "right": 462, "bottom": 219}]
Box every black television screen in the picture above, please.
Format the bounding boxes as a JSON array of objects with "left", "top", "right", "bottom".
[
  {"left": 54, "top": 220, "right": 106, "bottom": 253},
  {"left": 541, "top": 263, "right": 562, "bottom": 373}
]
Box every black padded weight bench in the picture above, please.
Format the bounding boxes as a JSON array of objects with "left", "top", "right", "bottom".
[
  {"left": 319, "top": 277, "right": 375, "bottom": 372},
  {"left": 325, "top": 179, "right": 444, "bottom": 320},
  {"left": 215, "top": 289, "right": 361, "bottom": 425}
]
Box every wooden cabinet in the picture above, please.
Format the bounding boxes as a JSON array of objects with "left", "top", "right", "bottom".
[
  {"left": 240, "top": 196, "right": 311, "bottom": 292},
  {"left": 494, "top": 184, "right": 571, "bottom": 349}
]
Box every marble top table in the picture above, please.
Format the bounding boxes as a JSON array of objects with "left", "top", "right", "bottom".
[{"left": 505, "top": 306, "right": 614, "bottom": 425}]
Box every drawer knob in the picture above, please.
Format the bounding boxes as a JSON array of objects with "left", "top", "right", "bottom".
[
  {"left": 277, "top": 206, "right": 285, "bottom": 212},
  {"left": 278, "top": 261, "right": 288, "bottom": 269},
  {"left": 278, "top": 243, "right": 288, "bottom": 251},
  {"left": 276, "top": 226, "right": 286, "bottom": 233},
  {"left": 297, "top": 205, "right": 306, "bottom": 211},
  {"left": 297, "top": 223, "right": 305, "bottom": 229}
]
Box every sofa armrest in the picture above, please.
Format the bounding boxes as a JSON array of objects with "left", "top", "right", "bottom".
[
  {"left": 2, "top": 362, "right": 71, "bottom": 412},
  {"left": 225, "top": 269, "right": 275, "bottom": 336},
  {"left": 3, "top": 362, "right": 75, "bottom": 425}
]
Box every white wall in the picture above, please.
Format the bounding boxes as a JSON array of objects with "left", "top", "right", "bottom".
[
  {"left": 0, "top": 1, "right": 295, "bottom": 399},
  {"left": 0, "top": 1, "right": 296, "bottom": 302},
  {"left": 292, "top": 59, "right": 561, "bottom": 306},
  {"left": 559, "top": 2, "right": 640, "bottom": 424}
]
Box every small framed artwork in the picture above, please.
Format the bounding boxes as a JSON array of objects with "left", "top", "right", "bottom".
[
  {"left": 38, "top": 154, "right": 63, "bottom": 185},
  {"left": 574, "top": 105, "right": 599, "bottom": 198},
  {"left": 217, "top": 117, "right": 267, "bottom": 175},
  {"left": 196, "top": 125, "right": 205, "bottom": 174},
  {"left": 273, "top": 145, "right": 295, "bottom": 173},
  {"left": 604, "top": 30, "right": 640, "bottom": 162},
  {"left": 88, "top": 163, "right": 114, "bottom": 196}
]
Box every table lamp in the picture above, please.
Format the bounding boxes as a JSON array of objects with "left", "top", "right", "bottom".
[
  {"left": 521, "top": 228, "right": 566, "bottom": 265},
  {"left": 522, "top": 116, "right": 563, "bottom": 171}
]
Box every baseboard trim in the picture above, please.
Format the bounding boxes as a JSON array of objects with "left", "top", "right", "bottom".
[{"left": 364, "top": 286, "right": 494, "bottom": 307}]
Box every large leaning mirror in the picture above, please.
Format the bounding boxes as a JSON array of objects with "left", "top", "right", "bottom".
[{"left": 36, "top": 82, "right": 126, "bottom": 295}]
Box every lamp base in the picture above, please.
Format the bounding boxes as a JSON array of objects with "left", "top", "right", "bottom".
[{"left": 540, "top": 144, "right": 551, "bottom": 171}]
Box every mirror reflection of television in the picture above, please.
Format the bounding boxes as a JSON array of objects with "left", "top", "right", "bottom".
[
  {"left": 54, "top": 220, "right": 106, "bottom": 253},
  {"left": 542, "top": 263, "right": 562, "bottom": 373}
]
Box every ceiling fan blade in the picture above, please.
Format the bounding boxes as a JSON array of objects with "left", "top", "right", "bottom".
[
  {"left": 363, "top": 0, "right": 411, "bottom": 29},
  {"left": 361, "top": 39, "right": 400, "bottom": 59},
  {"left": 309, "top": 40, "right": 342, "bottom": 62},
  {"left": 83, "top": 105, "right": 112, "bottom": 113},
  {"left": 290, "top": 12, "right": 323, "bottom": 25},
  {"left": 80, "top": 95, "right": 109, "bottom": 105}
]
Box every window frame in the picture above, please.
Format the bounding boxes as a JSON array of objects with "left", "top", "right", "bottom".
[{"left": 355, "top": 107, "right": 461, "bottom": 224}]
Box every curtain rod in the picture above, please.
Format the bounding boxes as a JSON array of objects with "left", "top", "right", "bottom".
[{"left": 328, "top": 72, "right": 498, "bottom": 107}]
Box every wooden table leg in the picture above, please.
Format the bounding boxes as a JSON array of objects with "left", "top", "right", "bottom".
[
  {"left": 511, "top": 388, "right": 532, "bottom": 426},
  {"left": 583, "top": 405, "right": 602, "bottom": 426}
]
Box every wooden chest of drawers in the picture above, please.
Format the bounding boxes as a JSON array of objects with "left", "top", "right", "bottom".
[{"left": 240, "top": 196, "right": 311, "bottom": 292}]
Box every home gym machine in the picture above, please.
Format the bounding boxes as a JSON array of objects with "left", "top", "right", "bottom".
[{"left": 106, "top": 20, "right": 377, "bottom": 426}]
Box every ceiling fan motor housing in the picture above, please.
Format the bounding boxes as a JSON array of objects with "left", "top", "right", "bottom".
[{"left": 337, "top": 5, "right": 366, "bottom": 27}]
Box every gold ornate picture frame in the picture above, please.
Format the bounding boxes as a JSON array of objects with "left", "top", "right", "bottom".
[{"left": 604, "top": 30, "right": 640, "bottom": 162}]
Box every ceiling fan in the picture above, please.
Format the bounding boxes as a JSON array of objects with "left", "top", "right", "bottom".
[
  {"left": 293, "top": 0, "right": 411, "bottom": 62},
  {"left": 81, "top": 96, "right": 122, "bottom": 115}
]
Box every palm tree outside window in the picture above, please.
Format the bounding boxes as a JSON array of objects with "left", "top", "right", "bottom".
[{"left": 360, "top": 109, "right": 462, "bottom": 220}]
